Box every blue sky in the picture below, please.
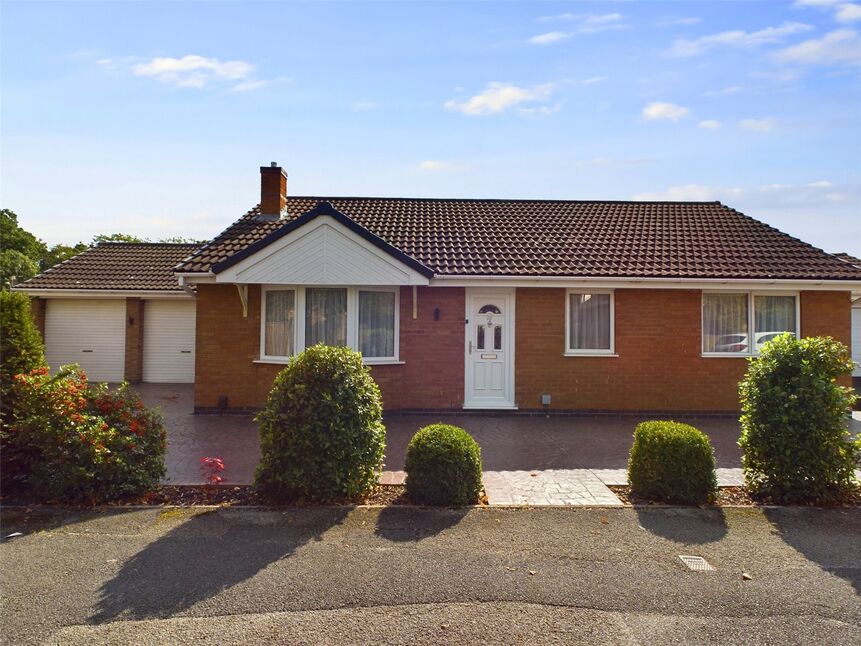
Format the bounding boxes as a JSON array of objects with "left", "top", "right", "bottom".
[{"left": 2, "top": 1, "right": 860, "bottom": 255}]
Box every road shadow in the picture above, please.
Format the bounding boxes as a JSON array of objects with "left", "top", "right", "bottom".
[
  {"left": 374, "top": 506, "right": 468, "bottom": 542},
  {"left": 89, "top": 507, "right": 349, "bottom": 623},
  {"left": 635, "top": 507, "right": 729, "bottom": 544},
  {"left": 763, "top": 507, "right": 861, "bottom": 596}
]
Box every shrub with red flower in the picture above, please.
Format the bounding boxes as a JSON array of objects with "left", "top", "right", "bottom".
[
  {"left": 200, "top": 457, "right": 226, "bottom": 487},
  {"left": 6, "top": 365, "right": 166, "bottom": 503}
]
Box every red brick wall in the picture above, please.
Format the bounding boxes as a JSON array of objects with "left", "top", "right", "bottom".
[
  {"left": 124, "top": 298, "right": 144, "bottom": 383},
  {"left": 515, "top": 288, "right": 852, "bottom": 412},
  {"left": 194, "top": 284, "right": 852, "bottom": 413},
  {"left": 29, "top": 297, "right": 46, "bottom": 341},
  {"left": 800, "top": 290, "right": 853, "bottom": 387},
  {"left": 193, "top": 284, "right": 465, "bottom": 411},
  {"left": 515, "top": 288, "right": 747, "bottom": 411}
]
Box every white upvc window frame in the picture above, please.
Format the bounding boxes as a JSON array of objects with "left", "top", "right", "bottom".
[
  {"left": 258, "top": 285, "right": 401, "bottom": 365},
  {"left": 701, "top": 290, "right": 800, "bottom": 358},
  {"left": 564, "top": 289, "right": 616, "bottom": 357}
]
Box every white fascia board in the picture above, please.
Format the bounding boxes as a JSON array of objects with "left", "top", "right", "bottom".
[
  {"left": 429, "top": 275, "right": 861, "bottom": 293},
  {"left": 14, "top": 288, "right": 193, "bottom": 299}
]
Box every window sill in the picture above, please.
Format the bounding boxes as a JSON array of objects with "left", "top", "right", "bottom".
[
  {"left": 563, "top": 352, "right": 618, "bottom": 358},
  {"left": 701, "top": 353, "right": 754, "bottom": 359},
  {"left": 253, "top": 358, "right": 405, "bottom": 366}
]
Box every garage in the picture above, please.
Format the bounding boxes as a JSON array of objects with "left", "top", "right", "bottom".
[
  {"left": 45, "top": 299, "right": 126, "bottom": 382},
  {"left": 143, "top": 300, "right": 196, "bottom": 383}
]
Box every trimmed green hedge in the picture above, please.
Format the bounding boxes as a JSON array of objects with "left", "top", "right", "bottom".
[
  {"left": 405, "top": 423, "right": 483, "bottom": 506},
  {"left": 739, "top": 333, "right": 858, "bottom": 504},
  {"left": 628, "top": 420, "right": 717, "bottom": 504},
  {"left": 254, "top": 345, "right": 386, "bottom": 502}
]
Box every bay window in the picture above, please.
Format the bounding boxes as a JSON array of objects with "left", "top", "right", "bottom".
[
  {"left": 260, "top": 286, "right": 399, "bottom": 363},
  {"left": 702, "top": 292, "right": 798, "bottom": 355},
  {"left": 565, "top": 290, "right": 614, "bottom": 355}
]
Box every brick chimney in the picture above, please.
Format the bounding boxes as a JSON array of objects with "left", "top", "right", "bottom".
[{"left": 259, "top": 162, "right": 287, "bottom": 219}]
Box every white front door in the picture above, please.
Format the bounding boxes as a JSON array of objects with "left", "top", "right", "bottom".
[{"left": 464, "top": 289, "right": 515, "bottom": 409}]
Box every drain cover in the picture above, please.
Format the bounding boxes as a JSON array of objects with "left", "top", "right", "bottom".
[{"left": 679, "top": 555, "right": 714, "bottom": 571}]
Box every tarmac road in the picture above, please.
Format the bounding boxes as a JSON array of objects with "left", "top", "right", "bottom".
[{"left": 1, "top": 506, "right": 859, "bottom": 645}]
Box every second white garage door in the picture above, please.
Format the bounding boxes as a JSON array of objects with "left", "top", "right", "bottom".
[
  {"left": 45, "top": 299, "right": 126, "bottom": 382},
  {"left": 143, "top": 300, "right": 196, "bottom": 383}
]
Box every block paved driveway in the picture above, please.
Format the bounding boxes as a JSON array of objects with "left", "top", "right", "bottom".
[{"left": 143, "top": 383, "right": 751, "bottom": 505}]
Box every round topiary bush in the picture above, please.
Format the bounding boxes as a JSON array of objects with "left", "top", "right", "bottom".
[
  {"left": 628, "top": 420, "right": 717, "bottom": 504},
  {"left": 405, "top": 423, "right": 483, "bottom": 506},
  {"left": 739, "top": 333, "right": 858, "bottom": 504},
  {"left": 254, "top": 345, "right": 386, "bottom": 502}
]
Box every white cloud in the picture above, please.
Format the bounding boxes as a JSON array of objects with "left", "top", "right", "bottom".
[
  {"left": 632, "top": 185, "right": 743, "bottom": 202},
  {"left": 642, "top": 101, "right": 690, "bottom": 121},
  {"left": 698, "top": 119, "right": 721, "bottom": 129},
  {"left": 794, "top": 0, "right": 861, "bottom": 22},
  {"left": 229, "top": 79, "right": 267, "bottom": 93},
  {"left": 445, "top": 82, "right": 555, "bottom": 116},
  {"left": 665, "top": 22, "right": 814, "bottom": 57},
  {"left": 352, "top": 101, "right": 378, "bottom": 111},
  {"left": 705, "top": 85, "right": 743, "bottom": 96},
  {"left": 528, "top": 31, "right": 571, "bottom": 45},
  {"left": 536, "top": 12, "right": 626, "bottom": 33},
  {"left": 518, "top": 102, "right": 562, "bottom": 115},
  {"left": 131, "top": 55, "right": 255, "bottom": 88},
  {"left": 580, "top": 76, "right": 607, "bottom": 85},
  {"left": 807, "top": 179, "right": 834, "bottom": 187},
  {"left": 825, "top": 192, "right": 851, "bottom": 201},
  {"left": 739, "top": 117, "right": 777, "bottom": 131},
  {"left": 660, "top": 17, "right": 703, "bottom": 26},
  {"left": 418, "top": 160, "right": 452, "bottom": 171},
  {"left": 837, "top": 3, "right": 861, "bottom": 21},
  {"left": 774, "top": 28, "right": 861, "bottom": 65}
]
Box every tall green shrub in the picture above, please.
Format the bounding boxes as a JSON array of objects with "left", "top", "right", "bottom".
[
  {"left": 0, "top": 291, "right": 44, "bottom": 412},
  {"left": 254, "top": 345, "right": 386, "bottom": 502},
  {"left": 739, "top": 333, "right": 858, "bottom": 503},
  {"left": 628, "top": 421, "right": 717, "bottom": 504},
  {"left": 1, "top": 291, "right": 46, "bottom": 490}
]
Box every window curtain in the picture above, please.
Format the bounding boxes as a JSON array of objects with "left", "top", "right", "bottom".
[
  {"left": 754, "top": 295, "right": 796, "bottom": 350},
  {"left": 264, "top": 290, "right": 295, "bottom": 356},
  {"left": 305, "top": 288, "right": 347, "bottom": 347},
  {"left": 359, "top": 291, "right": 395, "bottom": 358},
  {"left": 702, "top": 293, "right": 748, "bottom": 352},
  {"left": 569, "top": 293, "right": 611, "bottom": 350}
]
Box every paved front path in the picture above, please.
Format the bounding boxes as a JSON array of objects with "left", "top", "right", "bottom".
[
  {"left": 3, "top": 507, "right": 860, "bottom": 645},
  {"left": 483, "top": 469, "right": 623, "bottom": 506}
]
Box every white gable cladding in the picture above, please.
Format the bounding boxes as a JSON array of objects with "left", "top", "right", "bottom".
[{"left": 215, "top": 216, "right": 429, "bottom": 285}]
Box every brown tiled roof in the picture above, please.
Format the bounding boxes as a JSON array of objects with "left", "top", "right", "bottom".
[
  {"left": 833, "top": 252, "right": 861, "bottom": 268},
  {"left": 19, "top": 243, "right": 201, "bottom": 291},
  {"left": 175, "top": 197, "right": 861, "bottom": 281}
]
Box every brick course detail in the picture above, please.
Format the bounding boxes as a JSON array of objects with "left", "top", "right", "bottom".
[{"left": 124, "top": 298, "right": 145, "bottom": 383}]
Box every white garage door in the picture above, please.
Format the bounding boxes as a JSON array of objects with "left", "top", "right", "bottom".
[
  {"left": 143, "top": 300, "right": 196, "bottom": 383},
  {"left": 45, "top": 299, "right": 126, "bottom": 382},
  {"left": 852, "top": 307, "right": 861, "bottom": 377}
]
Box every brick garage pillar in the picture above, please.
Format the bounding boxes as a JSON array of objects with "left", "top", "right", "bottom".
[
  {"left": 30, "top": 297, "right": 46, "bottom": 341},
  {"left": 124, "top": 298, "right": 145, "bottom": 383}
]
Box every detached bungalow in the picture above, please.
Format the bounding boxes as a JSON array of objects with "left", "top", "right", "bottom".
[{"left": 18, "top": 164, "right": 861, "bottom": 413}]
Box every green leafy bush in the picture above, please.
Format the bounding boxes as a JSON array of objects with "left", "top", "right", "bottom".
[
  {"left": 254, "top": 345, "right": 386, "bottom": 502},
  {"left": 405, "top": 424, "right": 483, "bottom": 506},
  {"left": 628, "top": 421, "right": 717, "bottom": 504},
  {"left": 1, "top": 291, "right": 46, "bottom": 490},
  {"left": 0, "top": 291, "right": 44, "bottom": 412},
  {"left": 7, "top": 366, "right": 166, "bottom": 502},
  {"left": 739, "top": 333, "right": 858, "bottom": 504}
]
